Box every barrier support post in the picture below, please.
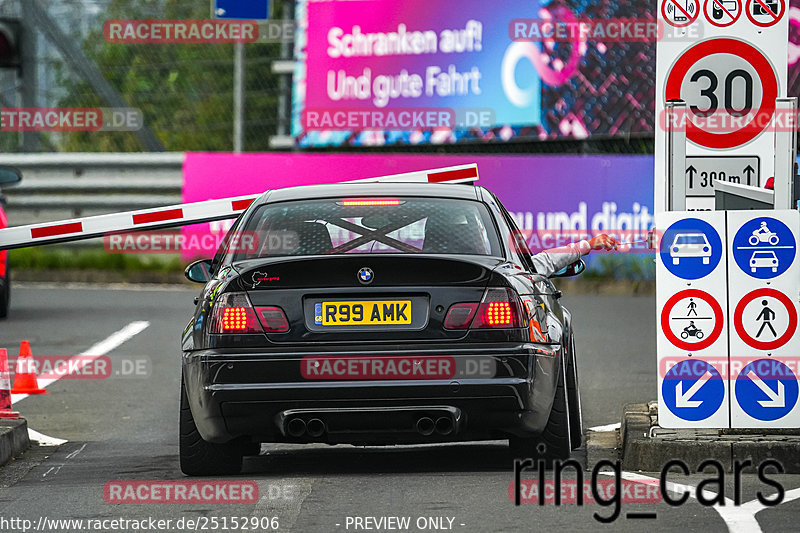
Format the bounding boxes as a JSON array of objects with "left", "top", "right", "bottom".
[
  {"left": 666, "top": 100, "right": 687, "bottom": 212},
  {"left": 773, "top": 97, "right": 798, "bottom": 210}
]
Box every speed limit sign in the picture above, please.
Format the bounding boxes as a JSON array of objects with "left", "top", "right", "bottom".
[
  {"left": 654, "top": 0, "right": 787, "bottom": 212},
  {"left": 664, "top": 38, "right": 778, "bottom": 149}
]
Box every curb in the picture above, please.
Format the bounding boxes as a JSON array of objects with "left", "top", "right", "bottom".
[
  {"left": 0, "top": 419, "right": 30, "bottom": 467},
  {"left": 620, "top": 402, "right": 800, "bottom": 473}
]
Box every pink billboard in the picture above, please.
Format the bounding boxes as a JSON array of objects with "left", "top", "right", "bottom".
[{"left": 181, "top": 152, "right": 654, "bottom": 260}]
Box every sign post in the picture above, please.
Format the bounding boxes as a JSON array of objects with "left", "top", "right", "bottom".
[
  {"left": 728, "top": 210, "right": 800, "bottom": 427},
  {"left": 656, "top": 211, "right": 729, "bottom": 427}
]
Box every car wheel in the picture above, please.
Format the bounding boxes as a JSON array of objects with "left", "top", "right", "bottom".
[
  {"left": 0, "top": 269, "right": 9, "bottom": 319},
  {"left": 508, "top": 359, "right": 572, "bottom": 464},
  {"left": 180, "top": 377, "right": 243, "bottom": 476}
]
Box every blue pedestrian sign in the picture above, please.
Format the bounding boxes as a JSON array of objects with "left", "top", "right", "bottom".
[
  {"left": 662, "top": 360, "right": 725, "bottom": 421},
  {"left": 731, "top": 217, "right": 796, "bottom": 279},
  {"left": 735, "top": 359, "right": 799, "bottom": 421},
  {"left": 213, "top": 0, "right": 269, "bottom": 20},
  {"left": 660, "top": 218, "right": 723, "bottom": 280}
]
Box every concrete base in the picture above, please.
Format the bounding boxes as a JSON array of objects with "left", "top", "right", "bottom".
[
  {"left": 620, "top": 402, "right": 800, "bottom": 473},
  {"left": 0, "top": 419, "right": 30, "bottom": 467}
]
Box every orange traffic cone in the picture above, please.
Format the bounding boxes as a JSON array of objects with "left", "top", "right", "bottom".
[
  {"left": 0, "top": 348, "right": 20, "bottom": 418},
  {"left": 10, "top": 341, "right": 48, "bottom": 395}
]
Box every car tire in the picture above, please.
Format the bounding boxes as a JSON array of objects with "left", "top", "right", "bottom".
[
  {"left": 243, "top": 442, "right": 262, "bottom": 456},
  {"left": 180, "top": 377, "right": 243, "bottom": 476},
  {"left": 508, "top": 359, "right": 572, "bottom": 464},
  {"left": 564, "top": 336, "right": 584, "bottom": 451},
  {"left": 0, "top": 273, "right": 8, "bottom": 319}
]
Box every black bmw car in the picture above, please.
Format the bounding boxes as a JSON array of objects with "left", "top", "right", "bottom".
[{"left": 181, "top": 181, "right": 584, "bottom": 475}]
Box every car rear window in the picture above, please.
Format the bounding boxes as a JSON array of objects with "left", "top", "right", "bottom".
[{"left": 229, "top": 197, "right": 502, "bottom": 260}]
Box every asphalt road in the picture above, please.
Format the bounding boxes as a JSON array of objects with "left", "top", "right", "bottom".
[{"left": 0, "top": 284, "right": 797, "bottom": 533}]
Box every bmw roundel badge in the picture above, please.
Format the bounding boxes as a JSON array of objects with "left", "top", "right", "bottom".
[{"left": 357, "top": 267, "right": 374, "bottom": 284}]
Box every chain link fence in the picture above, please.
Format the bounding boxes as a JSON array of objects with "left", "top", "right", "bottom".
[
  {"left": 9, "top": 0, "right": 799, "bottom": 156},
  {"left": 0, "top": 0, "right": 290, "bottom": 153}
]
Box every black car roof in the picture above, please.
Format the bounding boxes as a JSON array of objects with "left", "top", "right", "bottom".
[{"left": 262, "top": 182, "right": 482, "bottom": 204}]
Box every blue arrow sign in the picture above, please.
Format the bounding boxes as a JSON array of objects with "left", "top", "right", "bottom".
[
  {"left": 660, "top": 218, "right": 723, "bottom": 280},
  {"left": 735, "top": 359, "right": 799, "bottom": 421},
  {"left": 662, "top": 360, "right": 725, "bottom": 421},
  {"left": 732, "top": 217, "right": 796, "bottom": 279},
  {"left": 214, "top": 0, "right": 269, "bottom": 20}
]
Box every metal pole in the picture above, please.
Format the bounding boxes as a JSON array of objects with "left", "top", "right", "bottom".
[
  {"left": 773, "top": 97, "right": 797, "bottom": 210},
  {"left": 233, "top": 41, "right": 244, "bottom": 153},
  {"left": 19, "top": 1, "right": 41, "bottom": 152},
  {"left": 666, "top": 100, "right": 687, "bottom": 211},
  {"left": 277, "top": 0, "right": 291, "bottom": 138}
]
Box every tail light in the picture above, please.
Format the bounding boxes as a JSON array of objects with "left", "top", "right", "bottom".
[
  {"left": 443, "top": 303, "right": 478, "bottom": 329},
  {"left": 256, "top": 306, "right": 290, "bottom": 332},
  {"left": 472, "top": 288, "right": 525, "bottom": 328},
  {"left": 210, "top": 292, "right": 261, "bottom": 333},
  {"left": 210, "top": 293, "right": 290, "bottom": 334},
  {"left": 444, "top": 288, "right": 525, "bottom": 330}
]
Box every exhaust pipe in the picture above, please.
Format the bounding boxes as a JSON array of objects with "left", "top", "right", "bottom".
[
  {"left": 435, "top": 417, "right": 454, "bottom": 435},
  {"left": 306, "top": 418, "right": 326, "bottom": 438},
  {"left": 287, "top": 418, "right": 307, "bottom": 437},
  {"left": 416, "top": 417, "right": 435, "bottom": 436}
]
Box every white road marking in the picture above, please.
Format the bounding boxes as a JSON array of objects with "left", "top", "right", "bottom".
[
  {"left": 588, "top": 422, "right": 621, "bottom": 432},
  {"left": 27, "top": 428, "right": 67, "bottom": 446},
  {"left": 11, "top": 320, "right": 150, "bottom": 404},
  {"left": 603, "top": 470, "right": 800, "bottom": 533}
]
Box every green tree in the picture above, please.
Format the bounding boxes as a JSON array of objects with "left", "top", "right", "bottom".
[{"left": 56, "top": 0, "right": 284, "bottom": 151}]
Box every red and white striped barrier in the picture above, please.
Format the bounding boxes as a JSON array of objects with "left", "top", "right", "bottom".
[{"left": 0, "top": 164, "right": 478, "bottom": 250}]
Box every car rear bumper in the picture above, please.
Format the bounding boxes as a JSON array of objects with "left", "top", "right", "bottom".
[{"left": 182, "top": 343, "right": 562, "bottom": 444}]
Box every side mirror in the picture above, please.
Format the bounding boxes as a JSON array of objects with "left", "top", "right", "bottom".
[
  {"left": 553, "top": 259, "right": 586, "bottom": 278},
  {"left": 0, "top": 166, "right": 22, "bottom": 187},
  {"left": 184, "top": 259, "right": 213, "bottom": 283}
]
